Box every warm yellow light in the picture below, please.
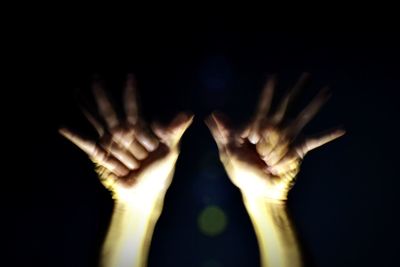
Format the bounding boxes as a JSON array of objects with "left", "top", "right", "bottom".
[{"left": 243, "top": 196, "right": 303, "bottom": 267}]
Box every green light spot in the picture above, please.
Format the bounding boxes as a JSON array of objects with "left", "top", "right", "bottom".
[{"left": 198, "top": 205, "right": 227, "bottom": 237}]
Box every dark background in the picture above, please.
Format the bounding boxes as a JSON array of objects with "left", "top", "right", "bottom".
[{"left": 9, "top": 32, "right": 400, "bottom": 266}]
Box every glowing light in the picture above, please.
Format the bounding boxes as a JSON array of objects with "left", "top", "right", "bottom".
[{"left": 198, "top": 205, "right": 227, "bottom": 236}]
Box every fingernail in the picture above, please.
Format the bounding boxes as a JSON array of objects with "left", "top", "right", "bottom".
[{"left": 248, "top": 132, "right": 260, "bottom": 144}]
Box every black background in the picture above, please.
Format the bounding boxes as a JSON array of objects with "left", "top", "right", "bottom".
[{"left": 9, "top": 31, "right": 400, "bottom": 266}]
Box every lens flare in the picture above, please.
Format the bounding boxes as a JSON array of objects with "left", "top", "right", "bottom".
[{"left": 198, "top": 205, "right": 227, "bottom": 236}]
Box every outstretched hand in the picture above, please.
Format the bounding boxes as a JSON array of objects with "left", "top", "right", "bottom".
[
  {"left": 60, "top": 75, "right": 193, "bottom": 203},
  {"left": 206, "top": 74, "right": 345, "bottom": 202}
]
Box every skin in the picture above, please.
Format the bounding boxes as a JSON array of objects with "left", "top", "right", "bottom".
[
  {"left": 60, "top": 72, "right": 344, "bottom": 267},
  {"left": 60, "top": 74, "right": 193, "bottom": 267},
  {"left": 205, "top": 73, "right": 345, "bottom": 267}
]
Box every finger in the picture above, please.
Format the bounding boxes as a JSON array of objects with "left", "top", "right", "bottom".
[
  {"left": 59, "top": 128, "right": 129, "bottom": 176},
  {"left": 288, "top": 87, "right": 331, "bottom": 137},
  {"left": 98, "top": 156, "right": 130, "bottom": 177},
  {"left": 249, "top": 76, "right": 276, "bottom": 143},
  {"left": 239, "top": 126, "right": 251, "bottom": 139},
  {"left": 95, "top": 165, "right": 119, "bottom": 190},
  {"left": 211, "top": 112, "right": 232, "bottom": 143},
  {"left": 264, "top": 143, "right": 289, "bottom": 166},
  {"left": 167, "top": 113, "right": 194, "bottom": 142},
  {"left": 123, "top": 74, "right": 139, "bottom": 125},
  {"left": 256, "top": 127, "right": 282, "bottom": 161},
  {"left": 267, "top": 152, "right": 300, "bottom": 176},
  {"left": 256, "top": 137, "right": 274, "bottom": 159},
  {"left": 92, "top": 81, "right": 119, "bottom": 129},
  {"left": 112, "top": 129, "right": 149, "bottom": 160},
  {"left": 255, "top": 76, "right": 276, "bottom": 122},
  {"left": 295, "top": 128, "right": 345, "bottom": 158},
  {"left": 271, "top": 72, "right": 310, "bottom": 124},
  {"left": 204, "top": 114, "right": 228, "bottom": 150},
  {"left": 268, "top": 160, "right": 299, "bottom": 177},
  {"left": 127, "top": 139, "right": 148, "bottom": 160},
  {"left": 152, "top": 113, "right": 194, "bottom": 147},
  {"left": 151, "top": 121, "right": 170, "bottom": 144},
  {"left": 261, "top": 127, "right": 281, "bottom": 147},
  {"left": 59, "top": 127, "right": 100, "bottom": 156},
  {"left": 79, "top": 106, "right": 105, "bottom": 136},
  {"left": 100, "top": 138, "right": 140, "bottom": 170},
  {"left": 135, "top": 124, "right": 160, "bottom": 152}
]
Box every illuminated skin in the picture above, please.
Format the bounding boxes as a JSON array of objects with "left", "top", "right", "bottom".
[
  {"left": 206, "top": 73, "right": 345, "bottom": 267},
  {"left": 59, "top": 75, "right": 193, "bottom": 267}
]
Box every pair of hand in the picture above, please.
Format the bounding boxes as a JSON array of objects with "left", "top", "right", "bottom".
[{"left": 60, "top": 74, "right": 344, "bottom": 204}]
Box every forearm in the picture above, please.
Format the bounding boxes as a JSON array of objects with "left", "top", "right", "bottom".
[
  {"left": 99, "top": 195, "right": 165, "bottom": 267},
  {"left": 242, "top": 195, "right": 302, "bottom": 267}
]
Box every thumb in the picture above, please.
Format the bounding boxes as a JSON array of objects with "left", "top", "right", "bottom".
[
  {"left": 152, "top": 112, "right": 194, "bottom": 147},
  {"left": 204, "top": 112, "right": 231, "bottom": 149}
]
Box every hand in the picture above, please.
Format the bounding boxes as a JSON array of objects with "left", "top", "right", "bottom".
[
  {"left": 60, "top": 75, "right": 193, "bottom": 203},
  {"left": 205, "top": 73, "right": 345, "bottom": 202}
]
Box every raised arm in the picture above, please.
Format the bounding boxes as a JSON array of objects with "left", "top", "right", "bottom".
[
  {"left": 60, "top": 75, "right": 193, "bottom": 267},
  {"left": 205, "top": 73, "right": 344, "bottom": 267}
]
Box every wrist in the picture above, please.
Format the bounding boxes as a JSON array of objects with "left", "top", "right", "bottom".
[
  {"left": 111, "top": 170, "right": 173, "bottom": 210},
  {"left": 241, "top": 191, "right": 302, "bottom": 267},
  {"left": 242, "top": 192, "right": 287, "bottom": 207},
  {"left": 226, "top": 168, "right": 290, "bottom": 203},
  {"left": 100, "top": 192, "right": 165, "bottom": 267},
  {"left": 113, "top": 192, "right": 166, "bottom": 222}
]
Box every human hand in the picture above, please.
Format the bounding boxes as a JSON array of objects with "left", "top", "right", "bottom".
[
  {"left": 60, "top": 75, "right": 193, "bottom": 203},
  {"left": 206, "top": 74, "right": 345, "bottom": 202}
]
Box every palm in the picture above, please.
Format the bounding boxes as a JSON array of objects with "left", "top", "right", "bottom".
[
  {"left": 60, "top": 75, "right": 192, "bottom": 202},
  {"left": 206, "top": 74, "right": 344, "bottom": 201},
  {"left": 93, "top": 124, "right": 179, "bottom": 201},
  {"left": 229, "top": 138, "right": 298, "bottom": 200}
]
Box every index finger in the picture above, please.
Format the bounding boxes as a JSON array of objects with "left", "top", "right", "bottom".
[
  {"left": 253, "top": 75, "right": 276, "bottom": 126},
  {"left": 248, "top": 75, "right": 276, "bottom": 143},
  {"left": 288, "top": 87, "right": 331, "bottom": 137},
  {"left": 92, "top": 81, "right": 119, "bottom": 129},
  {"left": 271, "top": 72, "right": 310, "bottom": 124},
  {"left": 123, "top": 74, "right": 139, "bottom": 125}
]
